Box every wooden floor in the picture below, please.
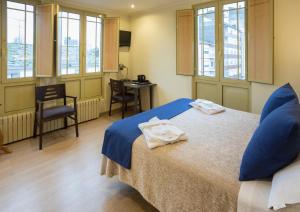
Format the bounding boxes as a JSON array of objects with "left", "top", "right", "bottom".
[{"left": 0, "top": 114, "right": 158, "bottom": 212}]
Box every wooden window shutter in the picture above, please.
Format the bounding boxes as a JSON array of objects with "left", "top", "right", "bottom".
[
  {"left": 248, "top": 0, "right": 274, "bottom": 84},
  {"left": 103, "top": 17, "right": 120, "bottom": 72},
  {"left": 36, "top": 4, "right": 55, "bottom": 77},
  {"left": 176, "top": 9, "right": 195, "bottom": 76}
]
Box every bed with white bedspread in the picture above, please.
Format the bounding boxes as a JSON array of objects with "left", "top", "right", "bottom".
[{"left": 101, "top": 107, "right": 300, "bottom": 212}]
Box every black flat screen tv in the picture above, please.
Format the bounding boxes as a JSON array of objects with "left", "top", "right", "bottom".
[{"left": 119, "top": 30, "right": 131, "bottom": 47}]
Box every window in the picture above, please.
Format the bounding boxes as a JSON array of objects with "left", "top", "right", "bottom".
[
  {"left": 196, "top": 1, "right": 246, "bottom": 81},
  {"left": 58, "top": 12, "right": 80, "bottom": 75},
  {"left": 196, "top": 7, "right": 216, "bottom": 77},
  {"left": 223, "top": 1, "right": 246, "bottom": 80},
  {"left": 86, "top": 16, "right": 102, "bottom": 73},
  {"left": 7, "top": 1, "right": 34, "bottom": 79}
]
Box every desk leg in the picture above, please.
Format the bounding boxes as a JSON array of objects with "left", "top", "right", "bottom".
[
  {"left": 150, "top": 86, "right": 153, "bottom": 109},
  {"left": 134, "top": 89, "right": 139, "bottom": 113}
]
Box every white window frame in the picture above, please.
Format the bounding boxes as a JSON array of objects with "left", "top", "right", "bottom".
[
  {"left": 220, "top": 0, "right": 247, "bottom": 82},
  {"left": 195, "top": 2, "right": 219, "bottom": 81},
  {"left": 194, "top": 0, "right": 247, "bottom": 84},
  {"left": 1, "top": 0, "right": 36, "bottom": 83},
  {"left": 84, "top": 14, "right": 103, "bottom": 75},
  {"left": 57, "top": 9, "right": 81, "bottom": 77}
]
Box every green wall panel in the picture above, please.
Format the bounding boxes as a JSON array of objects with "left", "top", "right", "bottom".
[
  {"left": 65, "top": 80, "right": 81, "bottom": 99},
  {"left": 4, "top": 84, "right": 35, "bottom": 113},
  {"left": 223, "top": 86, "right": 249, "bottom": 112},
  {"left": 84, "top": 77, "right": 102, "bottom": 99},
  {"left": 196, "top": 82, "right": 222, "bottom": 105}
]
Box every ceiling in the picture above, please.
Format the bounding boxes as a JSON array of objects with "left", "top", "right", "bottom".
[{"left": 59, "top": 0, "right": 188, "bottom": 14}]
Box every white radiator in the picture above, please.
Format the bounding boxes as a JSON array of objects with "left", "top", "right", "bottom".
[{"left": 0, "top": 98, "right": 101, "bottom": 144}]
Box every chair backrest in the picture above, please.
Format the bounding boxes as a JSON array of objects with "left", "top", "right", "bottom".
[
  {"left": 110, "top": 79, "right": 124, "bottom": 94},
  {"left": 35, "top": 84, "right": 66, "bottom": 102}
]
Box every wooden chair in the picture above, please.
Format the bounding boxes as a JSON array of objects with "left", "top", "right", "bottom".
[
  {"left": 33, "top": 84, "right": 79, "bottom": 150},
  {"left": 109, "top": 79, "right": 142, "bottom": 119}
]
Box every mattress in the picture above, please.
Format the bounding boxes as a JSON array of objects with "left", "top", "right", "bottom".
[{"left": 101, "top": 107, "right": 259, "bottom": 212}]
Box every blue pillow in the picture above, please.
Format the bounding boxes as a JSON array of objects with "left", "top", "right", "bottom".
[
  {"left": 260, "top": 83, "right": 298, "bottom": 123},
  {"left": 240, "top": 99, "right": 300, "bottom": 181}
]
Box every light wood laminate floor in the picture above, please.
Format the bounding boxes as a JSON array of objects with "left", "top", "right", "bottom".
[{"left": 0, "top": 114, "right": 158, "bottom": 212}]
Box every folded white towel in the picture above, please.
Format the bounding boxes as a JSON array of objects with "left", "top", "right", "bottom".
[
  {"left": 138, "top": 117, "right": 187, "bottom": 149},
  {"left": 190, "top": 99, "right": 225, "bottom": 115}
]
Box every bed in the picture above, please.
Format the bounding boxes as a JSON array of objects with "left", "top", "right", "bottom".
[{"left": 101, "top": 103, "right": 300, "bottom": 212}]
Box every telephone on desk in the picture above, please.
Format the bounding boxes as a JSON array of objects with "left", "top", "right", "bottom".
[{"left": 132, "top": 75, "right": 150, "bottom": 85}]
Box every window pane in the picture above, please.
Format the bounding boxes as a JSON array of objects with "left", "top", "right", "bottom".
[
  {"left": 197, "top": 7, "right": 216, "bottom": 77},
  {"left": 7, "top": 8, "right": 25, "bottom": 79},
  {"left": 26, "top": 5, "right": 34, "bottom": 12},
  {"left": 96, "top": 21, "right": 102, "bottom": 71},
  {"left": 59, "top": 17, "right": 68, "bottom": 74},
  {"left": 26, "top": 11, "right": 34, "bottom": 77},
  {"left": 238, "top": 7, "right": 246, "bottom": 80},
  {"left": 86, "top": 20, "right": 96, "bottom": 73},
  {"left": 223, "top": 2, "right": 246, "bottom": 80},
  {"left": 6, "top": 2, "right": 34, "bottom": 79},
  {"left": 86, "top": 16, "right": 102, "bottom": 73},
  {"left": 58, "top": 12, "right": 80, "bottom": 75},
  {"left": 7, "top": 1, "right": 25, "bottom": 10},
  {"left": 203, "top": 10, "right": 215, "bottom": 77}
]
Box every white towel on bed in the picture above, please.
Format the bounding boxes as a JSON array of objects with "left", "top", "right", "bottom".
[
  {"left": 138, "top": 117, "right": 187, "bottom": 149},
  {"left": 190, "top": 99, "right": 225, "bottom": 115}
]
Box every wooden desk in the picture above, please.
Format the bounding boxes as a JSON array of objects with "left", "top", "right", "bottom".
[{"left": 123, "top": 81, "right": 157, "bottom": 112}]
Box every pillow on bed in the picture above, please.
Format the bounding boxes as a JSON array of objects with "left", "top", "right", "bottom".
[
  {"left": 260, "top": 83, "right": 298, "bottom": 123},
  {"left": 268, "top": 155, "right": 300, "bottom": 210},
  {"left": 240, "top": 99, "right": 300, "bottom": 181}
]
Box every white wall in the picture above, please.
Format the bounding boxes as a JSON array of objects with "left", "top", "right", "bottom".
[
  {"left": 251, "top": 0, "right": 300, "bottom": 113},
  {"left": 130, "top": 6, "right": 193, "bottom": 108},
  {"left": 130, "top": 0, "right": 300, "bottom": 113}
]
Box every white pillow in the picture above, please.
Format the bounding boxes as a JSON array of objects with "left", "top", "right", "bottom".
[{"left": 268, "top": 156, "right": 300, "bottom": 210}]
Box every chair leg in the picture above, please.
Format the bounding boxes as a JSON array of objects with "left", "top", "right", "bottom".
[
  {"left": 39, "top": 120, "right": 43, "bottom": 150},
  {"left": 125, "top": 103, "right": 128, "bottom": 111},
  {"left": 33, "top": 114, "right": 37, "bottom": 138},
  {"left": 138, "top": 90, "right": 142, "bottom": 112},
  {"left": 74, "top": 113, "right": 79, "bottom": 137},
  {"left": 64, "top": 117, "right": 68, "bottom": 129},
  {"left": 122, "top": 101, "right": 125, "bottom": 119},
  {"left": 109, "top": 99, "right": 113, "bottom": 116}
]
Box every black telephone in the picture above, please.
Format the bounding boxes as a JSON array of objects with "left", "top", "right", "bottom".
[{"left": 137, "top": 75, "right": 146, "bottom": 82}]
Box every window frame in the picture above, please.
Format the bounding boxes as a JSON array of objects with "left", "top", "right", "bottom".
[
  {"left": 220, "top": 0, "right": 248, "bottom": 84},
  {"left": 194, "top": 1, "right": 220, "bottom": 82},
  {"left": 83, "top": 12, "right": 103, "bottom": 76},
  {"left": 57, "top": 7, "right": 82, "bottom": 78},
  {"left": 1, "top": 0, "right": 36, "bottom": 84},
  {"left": 194, "top": 0, "right": 248, "bottom": 86},
  {"left": 57, "top": 7, "right": 104, "bottom": 79}
]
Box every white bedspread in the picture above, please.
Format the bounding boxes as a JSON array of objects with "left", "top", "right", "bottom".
[
  {"left": 101, "top": 105, "right": 300, "bottom": 211},
  {"left": 101, "top": 107, "right": 259, "bottom": 211}
]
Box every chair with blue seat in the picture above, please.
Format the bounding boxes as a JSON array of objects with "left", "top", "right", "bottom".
[{"left": 33, "top": 84, "right": 79, "bottom": 150}]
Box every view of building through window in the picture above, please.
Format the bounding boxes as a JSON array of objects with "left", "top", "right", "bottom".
[
  {"left": 197, "top": 7, "right": 216, "bottom": 77},
  {"left": 86, "top": 16, "right": 102, "bottom": 73},
  {"left": 58, "top": 12, "right": 80, "bottom": 75},
  {"left": 223, "top": 1, "right": 246, "bottom": 80},
  {"left": 7, "top": 1, "right": 34, "bottom": 79},
  {"left": 196, "top": 1, "right": 246, "bottom": 80}
]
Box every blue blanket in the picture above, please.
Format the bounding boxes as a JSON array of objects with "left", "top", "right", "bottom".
[{"left": 101, "top": 98, "right": 193, "bottom": 169}]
